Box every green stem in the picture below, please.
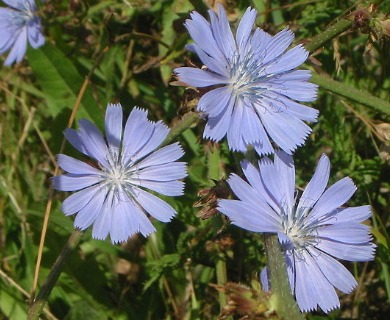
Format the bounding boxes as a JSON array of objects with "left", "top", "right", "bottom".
[
  {"left": 304, "top": 0, "right": 385, "bottom": 53},
  {"left": 264, "top": 234, "right": 305, "bottom": 320},
  {"left": 311, "top": 73, "right": 390, "bottom": 115},
  {"left": 189, "top": 0, "right": 210, "bottom": 16},
  {"left": 244, "top": 149, "right": 303, "bottom": 319},
  {"left": 303, "top": 2, "right": 390, "bottom": 115},
  {"left": 304, "top": 19, "right": 352, "bottom": 53},
  {"left": 216, "top": 256, "right": 228, "bottom": 312},
  {"left": 163, "top": 111, "right": 200, "bottom": 146},
  {"left": 28, "top": 230, "right": 84, "bottom": 320}
]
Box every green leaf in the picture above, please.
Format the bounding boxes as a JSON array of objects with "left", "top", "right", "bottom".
[
  {"left": 144, "top": 253, "right": 181, "bottom": 291},
  {"left": 27, "top": 44, "right": 103, "bottom": 124},
  {"left": 0, "top": 285, "right": 27, "bottom": 319}
]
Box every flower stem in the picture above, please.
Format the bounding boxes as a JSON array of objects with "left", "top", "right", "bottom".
[
  {"left": 28, "top": 230, "right": 84, "bottom": 320},
  {"left": 264, "top": 234, "right": 304, "bottom": 320},
  {"left": 163, "top": 111, "right": 200, "bottom": 146},
  {"left": 304, "top": 0, "right": 385, "bottom": 53},
  {"left": 311, "top": 73, "right": 390, "bottom": 115},
  {"left": 304, "top": 18, "right": 352, "bottom": 53},
  {"left": 216, "top": 256, "right": 229, "bottom": 313}
]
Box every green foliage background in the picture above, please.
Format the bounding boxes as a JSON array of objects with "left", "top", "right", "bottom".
[{"left": 0, "top": 0, "right": 389, "bottom": 319}]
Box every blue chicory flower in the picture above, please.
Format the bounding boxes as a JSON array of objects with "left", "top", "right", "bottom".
[
  {"left": 218, "top": 151, "right": 375, "bottom": 313},
  {"left": 0, "top": 0, "right": 44, "bottom": 66},
  {"left": 53, "top": 104, "right": 187, "bottom": 244},
  {"left": 175, "top": 5, "right": 318, "bottom": 156}
]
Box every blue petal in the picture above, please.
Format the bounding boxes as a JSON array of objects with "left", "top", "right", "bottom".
[
  {"left": 192, "top": 44, "right": 229, "bottom": 77},
  {"left": 309, "top": 177, "right": 356, "bottom": 223},
  {"left": 316, "top": 238, "right": 375, "bottom": 261},
  {"left": 109, "top": 199, "right": 135, "bottom": 243},
  {"left": 61, "top": 185, "right": 101, "bottom": 216},
  {"left": 241, "top": 160, "right": 269, "bottom": 197},
  {"left": 244, "top": 104, "right": 274, "bottom": 155},
  {"left": 109, "top": 191, "right": 155, "bottom": 242},
  {"left": 91, "top": 195, "right": 112, "bottom": 241},
  {"left": 209, "top": 4, "right": 236, "bottom": 60},
  {"left": 105, "top": 103, "right": 123, "bottom": 150},
  {"left": 227, "top": 100, "right": 246, "bottom": 151},
  {"left": 64, "top": 128, "right": 88, "bottom": 155},
  {"left": 74, "top": 187, "right": 107, "bottom": 230},
  {"left": 251, "top": 28, "right": 272, "bottom": 54},
  {"left": 240, "top": 99, "right": 267, "bottom": 146},
  {"left": 263, "top": 29, "right": 295, "bottom": 65},
  {"left": 227, "top": 172, "right": 281, "bottom": 221},
  {"left": 241, "top": 160, "right": 280, "bottom": 213},
  {"left": 294, "top": 251, "right": 340, "bottom": 313},
  {"left": 218, "top": 199, "right": 281, "bottom": 232},
  {"left": 132, "top": 121, "right": 170, "bottom": 163},
  {"left": 78, "top": 119, "right": 110, "bottom": 168},
  {"left": 197, "top": 87, "right": 232, "bottom": 118},
  {"left": 57, "top": 154, "right": 100, "bottom": 175},
  {"left": 136, "top": 162, "right": 187, "bottom": 182},
  {"left": 122, "top": 107, "right": 155, "bottom": 160},
  {"left": 236, "top": 7, "right": 256, "bottom": 49},
  {"left": 317, "top": 223, "right": 372, "bottom": 244},
  {"left": 297, "top": 154, "right": 330, "bottom": 211},
  {"left": 259, "top": 153, "right": 294, "bottom": 209},
  {"left": 227, "top": 173, "right": 258, "bottom": 203},
  {"left": 131, "top": 180, "right": 184, "bottom": 196},
  {"left": 264, "top": 45, "right": 308, "bottom": 75},
  {"left": 329, "top": 205, "right": 371, "bottom": 223},
  {"left": 128, "top": 205, "right": 157, "bottom": 238},
  {"left": 276, "top": 69, "right": 312, "bottom": 81},
  {"left": 312, "top": 248, "right": 357, "bottom": 293},
  {"left": 203, "top": 93, "right": 234, "bottom": 141},
  {"left": 260, "top": 104, "right": 311, "bottom": 154},
  {"left": 3, "top": 0, "right": 31, "bottom": 9},
  {"left": 268, "top": 78, "right": 318, "bottom": 102},
  {"left": 27, "top": 19, "right": 44, "bottom": 48},
  {"left": 185, "top": 11, "right": 227, "bottom": 63},
  {"left": 276, "top": 95, "right": 319, "bottom": 122},
  {"left": 4, "top": 27, "right": 27, "bottom": 65},
  {"left": 260, "top": 267, "right": 270, "bottom": 291},
  {"left": 273, "top": 151, "right": 295, "bottom": 209},
  {"left": 133, "top": 188, "right": 176, "bottom": 222},
  {"left": 136, "top": 143, "right": 184, "bottom": 169},
  {"left": 52, "top": 175, "right": 100, "bottom": 191},
  {"left": 175, "top": 67, "right": 227, "bottom": 87}
]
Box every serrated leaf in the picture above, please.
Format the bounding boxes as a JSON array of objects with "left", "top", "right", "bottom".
[{"left": 144, "top": 253, "right": 180, "bottom": 291}]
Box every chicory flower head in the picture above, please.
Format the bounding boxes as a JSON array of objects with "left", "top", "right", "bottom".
[
  {"left": 53, "top": 104, "right": 187, "bottom": 244},
  {"left": 218, "top": 151, "right": 375, "bottom": 313},
  {"left": 0, "top": 0, "right": 44, "bottom": 66},
  {"left": 175, "top": 5, "right": 318, "bottom": 156}
]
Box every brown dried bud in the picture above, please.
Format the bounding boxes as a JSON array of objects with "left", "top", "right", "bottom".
[
  {"left": 373, "top": 16, "right": 390, "bottom": 38},
  {"left": 212, "top": 282, "right": 278, "bottom": 319},
  {"left": 374, "top": 122, "right": 390, "bottom": 142},
  {"left": 379, "top": 144, "right": 390, "bottom": 163},
  {"left": 217, "top": 234, "right": 235, "bottom": 251},
  {"left": 382, "top": 19, "right": 390, "bottom": 37},
  {"left": 115, "top": 259, "right": 140, "bottom": 284},
  {"left": 194, "top": 180, "right": 230, "bottom": 220},
  {"left": 353, "top": 9, "right": 371, "bottom": 33}
]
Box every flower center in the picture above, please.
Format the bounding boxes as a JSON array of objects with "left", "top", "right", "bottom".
[
  {"left": 286, "top": 224, "right": 306, "bottom": 248},
  {"left": 282, "top": 206, "right": 316, "bottom": 251},
  {"left": 108, "top": 165, "right": 125, "bottom": 187},
  {"left": 228, "top": 50, "right": 267, "bottom": 99},
  {"left": 101, "top": 149, "right": 139, "bottom": 195},
  {"left": 10, "top": 9, "right": 35, "bottom": 27}
]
